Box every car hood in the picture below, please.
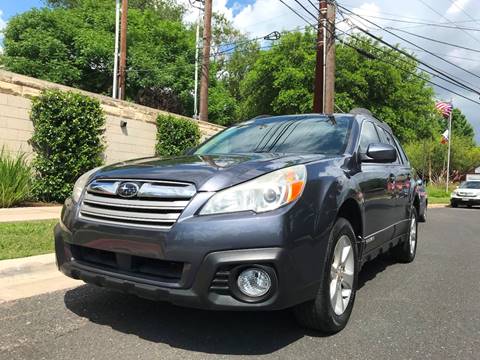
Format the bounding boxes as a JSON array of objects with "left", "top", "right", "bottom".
[{"left": 93, "top": 153, "right": 331, "bottom": 192}]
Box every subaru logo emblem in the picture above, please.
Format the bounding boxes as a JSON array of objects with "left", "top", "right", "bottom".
[{"left": 117, "top": 182, "right": 139, "bottom": 198}]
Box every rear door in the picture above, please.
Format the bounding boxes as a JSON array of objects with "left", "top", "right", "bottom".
[{"left": 355, "top": 121, "right": 394, "bottom": 252}]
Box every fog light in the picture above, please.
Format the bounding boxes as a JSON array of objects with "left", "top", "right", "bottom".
[{"left": 237, "top": 268, "right": 271, "bottom": 297}]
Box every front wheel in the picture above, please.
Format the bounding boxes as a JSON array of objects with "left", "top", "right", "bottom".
[
  {"left": 293, "top": 218, "right": 358, "bottom": 334},
  {"left": 392, "top": 207, "right": 418, "bottom": 263}
]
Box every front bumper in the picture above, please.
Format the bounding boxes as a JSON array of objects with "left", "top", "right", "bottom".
[
  {"left": 450, "top": 196, "right": 480, "bottom": 206},
  {"left": 55, "top": 207, "right": 325, "bottom": 310}
]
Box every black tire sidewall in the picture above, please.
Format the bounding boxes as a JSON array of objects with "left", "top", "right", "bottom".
[{"left": 317, "top": 218, "right": 359, "bottom": 331}]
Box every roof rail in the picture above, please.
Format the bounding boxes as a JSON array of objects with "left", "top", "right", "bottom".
[
  {"left": 253, "top": 114, "right": 273, "bottom": 119},
  {"left": 349, "top": 108, "right": 373, "bottom": 117}
]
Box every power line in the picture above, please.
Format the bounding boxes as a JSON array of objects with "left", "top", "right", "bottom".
[
  {"left": 417, "top": 0, "right": 480, "bottom": 46},
  {"left": 339, "top": 3, "right": 480, "bottom": 24},
  {"left": 337, "top": 5, "right": 480, "bottom": 90},
  {"left": 386, "top": 27, "right": 480, "bottom": 54},
  {"left": 403, "top": 48, "right": 480, "bottom": 63},
  {"left": 334, "top": 36, "right": 480, "bottom": 106},
  {"left": 446, "top": 0, "right": 480, "bottom": 28},
  {"left": 278, "top": 0, "right": 314, "bottom": 26},
  {"left": 335, "top": 27, "right": 480, "bottom": 94},
  {"left": 353, "top": 14, "right": 480, "bottom": 32},
  {"left": 291, "top": 0, "right": 318, "bottom": 24}
]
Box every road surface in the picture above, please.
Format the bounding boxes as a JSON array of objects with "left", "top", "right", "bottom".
[{"left": 1, "top": 207, "right": 479, "bottom": 359}]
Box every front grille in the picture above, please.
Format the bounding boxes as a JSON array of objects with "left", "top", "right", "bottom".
[
  {"left": 457, "top": 192, "right": 476, "bottom": 197},
  {"left": 79, "top": 179, "right": 195, "bottom": 229},
  {"left": 70, "top": 244, "right": 184, "bottom": 283},
  {"left": 209, "top": 267, "right": 232, "bottom": 295}
]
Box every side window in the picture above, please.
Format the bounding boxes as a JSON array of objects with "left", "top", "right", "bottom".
[
  {"left": 378, "top": 127, "right": 401, "bottom": 164},
  {"left": 393, "top": 136, "right": 409, "bottom": 164},
  {"left": 359, "top": 121, "right": 380, "bottom": 153}
]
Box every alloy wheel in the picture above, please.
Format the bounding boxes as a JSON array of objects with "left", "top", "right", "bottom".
[
  {"left": 330, "top": 235, "right": 355, "bottom": 316},
  {"left": 409, "top": 216, "right": 417, "bottom": 255}
]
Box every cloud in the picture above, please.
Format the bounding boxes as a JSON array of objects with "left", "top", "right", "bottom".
[
  {"left": 0, "top": 9, "right": 7, "bottom": 53},
  {"left": 180, "top": 0, "right": 480, "bottom": 141},
  {"left": 446, "top": 0, "right": 470, "bottom": 15},
  {"left": 345, "top": 2, "right": 381, "bottom": 30},
  {"left": 232, "top": 0, "right": 307, "bottom": 38},
  {"left": 0, "top": 9, "right": 5, "bottom": 30}
]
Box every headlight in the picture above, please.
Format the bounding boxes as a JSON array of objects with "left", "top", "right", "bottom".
[
  {"left": 71, "top": 167, "right": 103, "bottom": 202},
  {"left": 200, "top": 165, "right": 306, "bottom": 215}
]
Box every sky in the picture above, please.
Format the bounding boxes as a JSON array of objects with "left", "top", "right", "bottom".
[{"left": 1, "top": 0, "right": 479, "bottom": 142}]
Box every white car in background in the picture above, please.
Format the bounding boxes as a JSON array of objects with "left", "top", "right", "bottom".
[{"left": 451, "top": 176, "right": 480, "bottom": 208}]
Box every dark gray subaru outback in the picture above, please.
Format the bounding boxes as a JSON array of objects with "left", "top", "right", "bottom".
[{"left": 55, "top": 110, "right": 420, "bottom": 333}]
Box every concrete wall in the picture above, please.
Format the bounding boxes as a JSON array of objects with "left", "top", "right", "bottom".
[{"left": 0, "top": 70, "right": 223, "bottom": 164}]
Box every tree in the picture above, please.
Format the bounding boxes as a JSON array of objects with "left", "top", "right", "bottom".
[
  {"left": 236, "top": 31, "right": 441, "bottom": 143},
  {"left": 2, "top": 0, "right": 195, "bottom": 114}
]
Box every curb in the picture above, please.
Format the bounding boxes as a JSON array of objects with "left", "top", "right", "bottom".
[
  {"left": 428, "top": 204, "right": 449, "bottom": 208},
  {"left": 0, "top": 253, "right": 57, "bottom": 277},
  {"left": 0, "top": 206, "right": 62, "bottom": 223},
  {"left": 0, "top": 253, "right": 80, "bottom": 303}
]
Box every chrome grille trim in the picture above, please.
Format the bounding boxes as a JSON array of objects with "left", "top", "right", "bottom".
[{"left": 80, "top": 179, "right": 195, "bottom": 229}]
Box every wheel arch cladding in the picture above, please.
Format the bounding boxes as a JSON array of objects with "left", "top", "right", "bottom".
[{"left": 337, "top": 198, "right": 363, "bottom": 239}]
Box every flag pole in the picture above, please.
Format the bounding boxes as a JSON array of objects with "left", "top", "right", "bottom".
[{"left": 446, "top": 101, "right": 453, "bottom": 193}]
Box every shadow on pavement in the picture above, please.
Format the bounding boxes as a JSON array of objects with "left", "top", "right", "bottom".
[
  {"left": 64, "top": 256, "right": 394, "bottom": 355},
  {"left": 64, "top": 285, "right": 307, "bottom": 355},
  {"left": 357, "top": 254, "right": 397, "bottom": 290}
]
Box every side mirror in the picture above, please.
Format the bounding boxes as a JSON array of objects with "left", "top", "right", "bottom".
[
  {"left": 362, "top": 143, "right": 397, "bottom": 163},
  {"left": 416, "top": 179, "right": 423, "bottom": 186}
]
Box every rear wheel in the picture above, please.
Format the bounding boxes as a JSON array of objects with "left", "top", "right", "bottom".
[
  {"left": 293, "top": 218, "right": 358, "bottom": 334},
  {"left": 392, "top": 207, "right": 418, "bottom": 263}
]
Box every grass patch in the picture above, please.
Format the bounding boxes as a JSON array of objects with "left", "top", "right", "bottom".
[
  {"left": 0, "top": 219, "right": 57, "bottom": 260},
  {"left": 426, "top": 183, "right": 456, "bottom": 205}
]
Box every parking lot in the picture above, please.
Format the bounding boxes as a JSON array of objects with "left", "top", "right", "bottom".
[{"left": 1, "top": 207, "right": 479, "bottom": 360}]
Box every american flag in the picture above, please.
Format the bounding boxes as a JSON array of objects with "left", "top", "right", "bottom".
[{"left": 435, "top": 101, "right": 453, "bottom": 118}]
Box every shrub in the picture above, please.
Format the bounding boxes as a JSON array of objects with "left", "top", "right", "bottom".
[
  {"left": 0, "top": 148, "right": 34, "bottom": 208},
  {"left": 30, "top": 89, "right": 105, "bottom": 202},
  {"left": 155, "top": 114, "right": 200, "bottom": 156}
]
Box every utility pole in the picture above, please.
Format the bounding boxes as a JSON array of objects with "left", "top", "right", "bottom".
[
  {"left": 118, "top": 0, "right": 128, "bottom": 100},
  {"left": 313, "top": 0, "right": 336, "bottom": 113},
  {"left": 112, "top": 0, "right": 121, "bottom": 99},
  {"left": 199, "top": 0, "right": 212, "bottom": 122},
  {"left": 446, "top": 101, "right": 453, "bottom": 193},
  {"left": 193, "top": 6, "right": 203, "bottom": 119}
]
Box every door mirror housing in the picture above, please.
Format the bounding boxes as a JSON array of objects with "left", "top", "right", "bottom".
[
  {"left": 416, "top": 179, "right": 423, "bottom": 186},
  {"left": 362, "top": 143, "right": 397, "bottom": 163}
]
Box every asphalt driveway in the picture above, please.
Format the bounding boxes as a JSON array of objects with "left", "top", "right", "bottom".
[{"left": 1, "top": 207, "right": 479, "bottom": 359}]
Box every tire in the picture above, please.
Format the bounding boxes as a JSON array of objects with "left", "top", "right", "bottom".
[
  {"left": 451, "top": 201, "right": 458, "bottom": 208},
  {"left": 419, "top": 205, "right": 427, "bottom": 222},
  {"left": 293, "top": 217, "right": 358, "bottom": 334},
  {"left": 392, "top": 207, "right": 418, "bottom": 263}
]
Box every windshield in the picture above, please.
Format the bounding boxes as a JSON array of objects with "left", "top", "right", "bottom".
[
  {"left": 460, "top": 181, "right": 480, "bottom": 189},
  {"left": 195, "top": 116, "right": 352, "bottom": 155}
]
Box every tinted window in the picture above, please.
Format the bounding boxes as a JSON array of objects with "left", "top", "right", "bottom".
[
  {"left": 378, "top": 127, "right": 401, "bottom": 164},
  {"left": 195, "top": 116, "right": 352, "bottom": 155},
  {"left": 359, "top": 121, "right": 380, "bottom": 153},
  {"left": 460, "top": 181, "right": 480, "bottom": 189},
  {"left": 393, "top": 136, "right": 408, "bottom": 164}
]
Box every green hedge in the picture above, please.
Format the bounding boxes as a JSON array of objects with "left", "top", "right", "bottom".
[
  {"left": 30, "top": 90, "right": 105, "bottom": 202},
  {"left": 155, "top": 114, "right": 200, "bottom": 156},
  {"left": 0, "top": 148, "right": 33, "bottom": 208}
]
